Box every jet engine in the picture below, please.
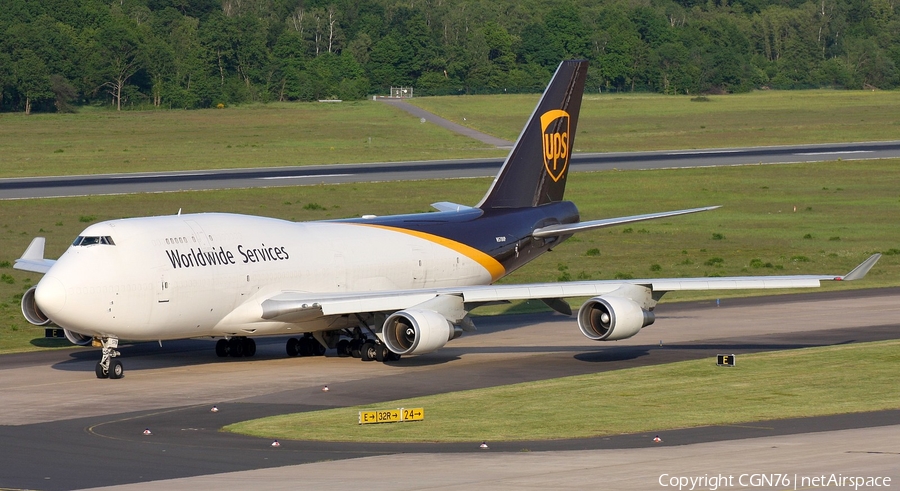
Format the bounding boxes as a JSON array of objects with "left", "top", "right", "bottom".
[
  {"left": 63, "top": 329, "right": 93, "bottom": 346},
  {"left": 21, "top": 286, "right": 50, "bottom": 326},
  {"left": 576, "top": 295, "right": 655, "bottom": 341},
  {"left": 382, "top": 309, "right": 462, "bottom": 355},
  {"left": 22, "top": 286, "right": 92, "bottom": 346}
]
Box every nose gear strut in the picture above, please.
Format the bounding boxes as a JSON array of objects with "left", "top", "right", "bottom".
[{"left": 95, "top": 337, "right": 123, "bottom": 379}]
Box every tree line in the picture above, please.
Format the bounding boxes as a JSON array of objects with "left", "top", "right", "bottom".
[{"left": 2, "top": 0, "right": 898, "bottom": 113}]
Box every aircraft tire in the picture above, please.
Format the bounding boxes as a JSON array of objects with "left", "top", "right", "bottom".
[
  {"left": 95, "top": 362, "right": 108, "bottom": 379},
  {"left": 109, "top": 359, "right": 124, "bottom": 379},
  {"left": 215, "top": 339, "right": 229, "bottom": 357},
  {"left": 228, "top": 338, "right": 244, "bottom": 358},
  {"left": 286, "top": 338, "right": 299, "bottom": 357},
  {"left": 361, "top": 341, "right": 377, "bottom": 362},
  {"left": 350, "top": 340, "right": 362, "bottom": 358},
  {"left": 375, "top": 344, "right": 386, "bottom": 362},
  {"left": 336, "top": 339, "right": 350, "bottom": 357},
  {"left": 312, "top": 340, "right": 326, "bottom": 356},
  {"left": 243, "top": 338, "right": 256, "bottom": 357},
  {"left": 297, "top": 337, "right": 312, "bottom": 357}
]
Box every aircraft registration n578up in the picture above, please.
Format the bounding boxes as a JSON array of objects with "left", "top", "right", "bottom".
[{"left": 15, "top": 60, "right": 880, "bottom": 379}]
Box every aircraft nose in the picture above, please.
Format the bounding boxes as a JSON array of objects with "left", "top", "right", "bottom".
[{"left": 35, "top": 275, "right": 67, "bottom": 317}]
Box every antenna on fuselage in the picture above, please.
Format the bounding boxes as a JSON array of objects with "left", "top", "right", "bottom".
[{"left": 177, "top": 208, "right": 182, "bottom": 215}]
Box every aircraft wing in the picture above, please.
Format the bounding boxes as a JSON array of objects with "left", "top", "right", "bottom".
[
  {"left": 255, "top": 254, "right": 880, "bottom": 321},
  {"left": 14, "top": 238, "right": 56, "bottom": 274},
  {"left": 532, "top": 206, "right": 720, "bottom": 238}
]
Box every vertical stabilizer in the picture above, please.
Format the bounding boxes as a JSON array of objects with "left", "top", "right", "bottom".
[{"left": 477, "top": 60, "right": 589, "bottom": 210}]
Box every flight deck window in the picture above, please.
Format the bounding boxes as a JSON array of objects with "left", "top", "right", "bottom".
[{"left": 72, "top": 236, "right": 116, "bottom": 247}]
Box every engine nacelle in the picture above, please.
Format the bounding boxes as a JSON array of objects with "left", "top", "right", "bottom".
[
  {"left": 21, "top": 286, "right": 50, "bottom": 326},
  {"left": 382, "top": 309, "right": 461, "bottom": 355},
  {"left": 576, "top": 295, "right": 655, "bottom": 341},
  {"left": 63, "top": 329, "right": 93, "bottom": 346},
  {"left": 22, "top": 286, "right": 92, "bottom": 346}
]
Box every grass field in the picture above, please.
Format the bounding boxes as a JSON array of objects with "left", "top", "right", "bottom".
[
  {"left": 3, "top": 90, "right": 900, "bottom": 178},
  {"left": 1, "top": 160, "right": 898, "bottom": 353},
  {"left": 0, "top": 102, "right": 502, "bottom": 178},
  {"left": 225, "top": 339, "right": 900, "bottom": 442},
  {"left": 411, "top": 89, "right": 900, "bottom": 151}
]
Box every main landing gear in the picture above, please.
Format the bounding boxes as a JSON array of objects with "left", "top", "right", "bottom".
[
  {"left": 285, "top": 334, "right": 326, "bottom": 357},
  {"left": 335, "top": 337, "right": 400, "bottom": 362},
  {"left": 95, "top": 337, "right": 123, "bottom": 379},
  {"left": 285, "top": 332, "right": 401, "bottom": 363},
  {"left": 215, "top": 337, "right": 257, "bottom": 358}
]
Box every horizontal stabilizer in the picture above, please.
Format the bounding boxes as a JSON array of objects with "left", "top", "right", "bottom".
[
  {"left": 14, "top": 237, "right": 56, "bottom": 274},
  {"left": 532, "top": 206, "right": 720, "bottom": 238},
  {"left": 431, "top": 202, "right": 475, "bottom": 212},
  {"left": 838, "top": 253, "right": 881, "bottom": 281}
]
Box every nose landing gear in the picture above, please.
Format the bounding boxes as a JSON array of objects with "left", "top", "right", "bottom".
[{"left": 95, "top": 337, "right": 123, "bottom": 379}]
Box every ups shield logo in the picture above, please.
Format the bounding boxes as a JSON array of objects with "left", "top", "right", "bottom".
[{"left": 540, "top": 109, "right": 570, "bottom": 182}]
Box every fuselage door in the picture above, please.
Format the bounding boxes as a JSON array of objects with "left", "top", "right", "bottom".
[
  {"left": 157, "top": 275, "right": 170, "bottom": 303},
  {"left": 186, "top": 220, "right": 211, "bottom": 248}
]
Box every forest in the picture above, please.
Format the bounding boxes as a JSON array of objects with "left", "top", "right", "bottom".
[{"left": 2, "top": 0, "right": 898, "bottom": 113}]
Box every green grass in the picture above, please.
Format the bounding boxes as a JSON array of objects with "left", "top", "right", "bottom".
[
  {"left": 225, "top": 339, "right": 900, "bottom": 442},
  {"left": 0, "top": 102, "right": 502, "bottom": 178},
  {"left": 4, "top": 90, "right": 900, "bottom": 178},
  {"left": 1, "top": 159, "right": 898, "bottom": 354},
  {"left": 410, "top": 89, "right": 900, "bottom": 152}
]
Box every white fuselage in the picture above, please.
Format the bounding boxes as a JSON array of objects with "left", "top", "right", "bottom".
[{"left": 35, "top": 213, "right": 495, "bottom": 340}]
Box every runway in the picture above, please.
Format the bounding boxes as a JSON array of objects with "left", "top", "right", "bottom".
[
  {"left": 1, "top": 287, "right": 898, "bottom": 490},
  {"left": 2, "top": 140, "right": 900, "bottom": 199}
]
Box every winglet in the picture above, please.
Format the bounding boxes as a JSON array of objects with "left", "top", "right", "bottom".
[
  {"left": 20, "top": 237, "right": 46, "bottom": 261},
  {"left": 837, "top": 253, "right": 881, "bottom": 281},
  {"left": 14, "top": 237, "right": 56, "bottom": 274}
]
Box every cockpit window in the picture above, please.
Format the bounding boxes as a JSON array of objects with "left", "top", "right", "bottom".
[{"left": 72, "top": 236, "right": 115, "bottom": 246}]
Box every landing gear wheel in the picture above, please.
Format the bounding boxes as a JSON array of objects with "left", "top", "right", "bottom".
[
  {"left": 109, "top": 359, "right": 124, "bottom": 379},
  {"left": 215, "top": 339, "right": 229, "bottom": 357},
  {"left": 311, "top": 339, "right": 326, "bottom": 356},
  {"left": 375, "top": 344, "right": 386, "bottom": 362},
  {"left": 336, "top": 339, "right": 351, "bottom": 357},
  {"left": 298, "top": 337, "right": 312, "bottom": 357},
  {"left": 228, "top": 337, "right": 244, "bottom": 357},
  {"left": 95, "top": 362, "right": 109, "bottom": 379},
  {"left": 242, "top": 338, "right": 256, "bottom": 357},
  {"left": 385, "top": 351, "right": 401, "bottom": 362},
  {"left": 350, "top": 339, "right": 363, "bottom": 358},
  {"left": 286, "top": 337, "right": 299, "bottom": 357},
  {"left": 360, "top": 341, "right": 377, "bottom": 362}
]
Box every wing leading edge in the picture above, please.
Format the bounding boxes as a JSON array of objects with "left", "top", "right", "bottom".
[{"left": 249, "top": 254, "right": 881, "bottom": 321}]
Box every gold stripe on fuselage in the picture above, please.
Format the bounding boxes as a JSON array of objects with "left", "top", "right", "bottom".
[{"left": 353, "top": 224, "right": 506, "bottom": 282}]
